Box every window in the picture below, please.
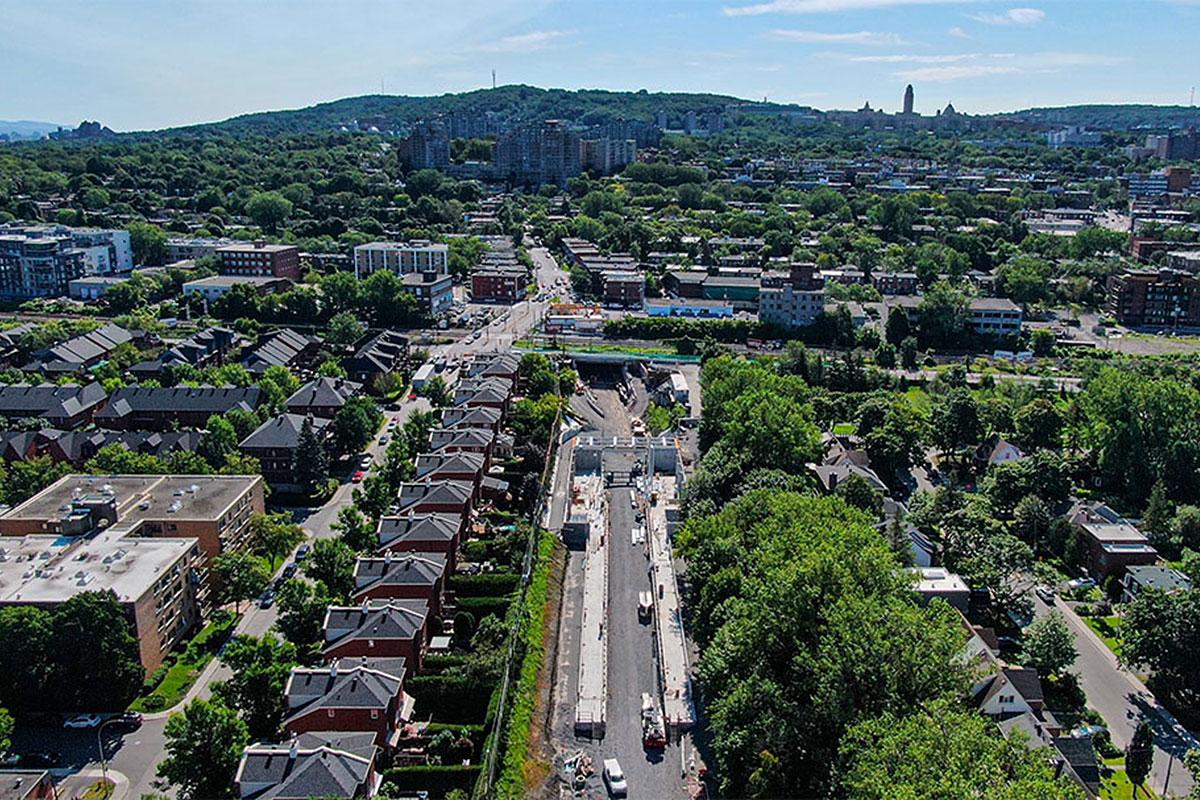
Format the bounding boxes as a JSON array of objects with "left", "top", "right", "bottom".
[
  {"left": 327, "top": 709, "right": 336, "bottom": 718},
  {"left": 370, "top": 709, "right": 379, "bottom": 720}
]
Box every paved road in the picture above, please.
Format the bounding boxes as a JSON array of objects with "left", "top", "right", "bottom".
[{"left": 1033, "top": 596, "right": 1196, "bottom": 797}]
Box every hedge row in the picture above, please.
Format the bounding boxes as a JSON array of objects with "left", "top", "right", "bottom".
[
  {"left": 409, "top": 674, "right": 494, "bottom": 723},
  {"left": 493, "top": 530, "right": 559, "bottom": 800},
  {"left": 421, "top": 654, "right": 469, "bottom": 673},
  {"left": 383, "top": 765, "right": 481, "bottom": 799},
  {"left": 455, "top": 595, "right": 513, "bottom": 619},
  {"left": 450, "top": 572, "right": 521, "bottom": 597}
]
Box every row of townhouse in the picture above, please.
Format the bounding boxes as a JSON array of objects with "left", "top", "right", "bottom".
[{"left": 235, "top": 351, "right": 524, "bottom": 800}]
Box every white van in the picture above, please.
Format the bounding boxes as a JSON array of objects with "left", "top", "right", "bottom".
[{"left": 603, "top": 758, "right": 628, "bottom": 797}]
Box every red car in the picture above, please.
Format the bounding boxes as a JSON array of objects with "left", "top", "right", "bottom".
[{"left": 352, "top": 470, "right": 365, "bottom": 483}]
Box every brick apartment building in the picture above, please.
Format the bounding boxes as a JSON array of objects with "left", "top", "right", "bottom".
[
  {"left": 216, "top": 243, "right": 301, "bottom": 280},
  {"left": 1107, "top": 269, "right": 1200, "bottom": 329}
]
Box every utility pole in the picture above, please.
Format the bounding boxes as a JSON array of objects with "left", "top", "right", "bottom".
[{"left": 492, "top": 69, "right": 497, "bottom": 90}]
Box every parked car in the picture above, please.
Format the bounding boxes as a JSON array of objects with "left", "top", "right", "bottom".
[
  {"left": 1035, "top": 585, "right": 1057, "bottom": 604},
  {"left": 1067, "top": 577, "right": 1097, "bottom": 591},
  {"left": 352, "top": 470, "right": 365, "bottom": 483},
  {"left": 113, "top": 711, "right": 142, "bottom": 730},
  {"left": 64, "top": 713, "right": 103, "bottom": 729},
  {"left": 295, "top": 544, "right": 311, "bottom": 561},
  {"left": 359, "top": 454, "right": 374, "bottom": 469},
  {"left": 603, "top": 759, "right": 628, "bottom": 798},
  {"left": 1071, "top": 725, "right": 1108, "bottom": 739},
  {"left": 6, "top": 752, "right": 60, "bottom": 768},
  {"left": 282, "top": 562, "right": 298, "bottom": 579},
  {"left": 259, "top": 591, "right": 275, "bottom": 609},
  {"left": 378, "top": 435, "right": 390, "bottom": 446}
]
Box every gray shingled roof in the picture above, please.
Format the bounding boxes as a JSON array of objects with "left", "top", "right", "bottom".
[
  {"left": 96, "top": 385, "right": 262, "bottom": 422},
  {"left": 0, "top": 382, "right": 107, "bottom": 422},
  {"left": 414, "top": 451, "right": 485, "bottom": 480},
  {"left": 352, "top": 553, "right": 446, "bottom": 596},
  {"left": 284, "top": 661, "right": 404, "bottom": 719},
  {"left": 240, "top": 413, "right": 330, "bottom": 450},
  {"left": 376, "top": 512, "right": 461, "bottom": 548},
  {"left": 323, "top": 600, "right": 428, "bottom": 649},
  {"left": 396, "top": 480, "right": 473, "bottom": 512},
  {"left": 237, "top": 741, "right": 374, "bottom": 800},
  {"left": 285, "top": 377, "right": 363, "bottom": 412}
]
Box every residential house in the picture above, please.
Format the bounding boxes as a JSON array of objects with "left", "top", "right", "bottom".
[
  {"left": 129, "top": 327, "right": 240, "bottom": 379},
  {"left": 283, "top": 658, "right": 413, "bottom": 750},
  {"left": 396, "top": 480, "right": 474, "bottom": 517},
  {"left": 350, "top": 553, "right": 448, "bottom": 616},
  {"left": 974, "top": 666, "right": 1045, "bottom": 720},
  {"left": 464, "top": 351, "right": 521, "bottom": 382},
  {"left": 376, "top": 512, "right": 462, "bottom": 570},
  {"left": 427, "top": 428, "right": 495, "bottom": 462},
  {"left": 1067, "top": 501, "right": 1159, "bottom": 578},
  {"left": 240, "top": 328, "right": 322, "bottom": 377},
  {"left": 414, "top": 452, "right": 485, "bottom": 488},
  {"left": 1122, "top": 565, "right": 1192, "bottom": 603},
  {"left": 341, "top": 331, "right": 408, "bottom": 390},
  {"left": 21, "top": 323, "right": 133, "bottom": 375},
  {"left": 974, "top": 436, "right": 1025, "bottom": 470},
  {"left": 235, "top": 733, "right": 381, "bottom": 800},
  {"left": 0, "top": 382, "right": 107, "bottom": 429},
  {"left": 96, "top": 386, "right": 263, "bottom": 430},
  {"left": 910, "top": 567, "right": 971, "bottom": 613},
  {"left": 323, "top": 601, "right": 429, "bottom": 672},
  {"left": 439, "top": 405, "right": 502, "bottom": 432},
  {"left": 239, "top": 414, "right": 332, "bottom": 492},
  {"left": 285, "top": 377, "right": 364, "bottom": 419}
]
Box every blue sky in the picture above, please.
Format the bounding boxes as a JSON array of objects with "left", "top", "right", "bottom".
[{"left": 2, "top": 0, "right": 1197, "bottom": 131}]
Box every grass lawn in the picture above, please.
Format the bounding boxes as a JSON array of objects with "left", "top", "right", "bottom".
[
  {"left": 903, "top": 386, "right": 932, "bottom": 416},
  {"left": 1100, "top": 757, "right": 1157, "bottom": 800},
  {"left": 129, "top": 610, "right": 239, "bottom": 712},
  {"left": 78, "top": 780, "right": 114, "bottom": 800},
  {"left": 1085, "top": 615, "right": 1123, "bottom": 656}
]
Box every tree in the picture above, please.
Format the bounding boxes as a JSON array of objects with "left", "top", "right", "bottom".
[
  {"left": 1126, "top": 720, "right": 1154, "bottom": 794},
  {"left": 1030, "top": 328, "right": 1057, "bottom": 356},
  {"left": 1013, "top": 494, "right": 1052, "bottom": 554},
  {"left": 1021, "top": 611, "right": 1078, "bottom": 677},
  {"left": 997, "top": 256, "right": 1053, "bottom": 306},
  {"left": 402, "top": 409, "right": 439, "bottom": 455},
  {"left": 0, "top": 707, "right": 11, "bottom": 755},
  {"left": 884, "top": 307, "right": 911, "bottom": 347},
  {"left": 839, "top": 697, "right": 1086, "bottom": 799},
  {"left": 293, "top": 416, "right": 329, "bottom": 497},
  {"left": 2, "top": 456, "right": 71, "bottom": 505},
  {"left": 275, "top": 578, "right": 333, "bottom": 650},
  {"left": 332, "top": 504, "right": 376, "bottom": 552},
  {"left": 127, "top": 221, "right": 168, "bottom": 265},
  {"left": 930, "top": 388, "right": 982, "bottom": 461},
  {"left": 353, "top": 473, "right": 395, "bottom": 520},
  {"left": 212, "top": 634, "right": 297, "bottom": 741},
  {"left": 1012, "top": 398, "right": 1063, "bottom": 452},
  {"left": 899, "top": 337, "right": 919, "bottom": 370},
  {"left": 0, "top": 606, "right": 52, "bottom": 711},
  {"left": 1123, "top": 588, "right": 1200, "bottom": 714},
  {"left": 418, "top": 375, "right": 452, "bottom": 408},
  {"left": 198, "top": 415, "right": 240, "bottom": 470},
  {"left": 1143, "top": 479, "right": 1174, "bottom": 549},
  {"left": 157, "top": 698, "right": 248, "bottom": 800},
  {"left": 244, "top": 191, "right": 293, "bottom": 233},
  {"left": 1174, "top": 506, "right": 1200, "bottom": 556},
  {"left": 249, "top": 512, "right": 305, "bottom": 570},
  {"left": 44, "top": 592, "right": 144, "bottom": 711},
  {"left": 211, "top": 551, "right": 270, "bottom": 612},
  {"left": 334, "top": 397, "right": 382, "bottom": 455},
  {"left": 917, "top": 281, "right": 973, "bottom": 346},
  {"left": 835, "top": 473, "right": 883, "bottom": 515},
  {"left": 327, "top": 311, "right": 364, "bottom": 346},
  {"left": 304, "top": 538, "right": 356, "bottom": 600}
]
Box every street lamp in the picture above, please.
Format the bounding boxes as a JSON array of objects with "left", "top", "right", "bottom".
[{"left": 96, "top": 717, "right": 116, "bottom": 791}]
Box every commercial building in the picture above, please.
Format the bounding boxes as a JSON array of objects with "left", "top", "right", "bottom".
[
  {"left": 216, "top": 243, "right": 301, "bottom": 280},
  {"left": 0, "top": 473, "right": 266, "bottom": 561},
  {"left": 401, "top": 271, "right": 453, "bottom": 315},
  {"left": 68, "top": 275, "right": 130, "bottom": 301},
  {"left": 1107, "top": 269, "right": 1200, "bottom": 330},
  {"left": 0, "top": 529, "right": 206, "bottom": 671},
  {"left": 602, "top": 271, "right": 644, "bottom": 308},
  {"left": 398, "top": 120, "right": 450, "bottom": 170},
  {"left": 887, "top": 295, "right": 1023, "bottom": 336},
  {"left": 1046, "top": 126, "right": 1103, "bottom": 149},
  {"left": 759, "top": 263, "right": 826, "bottom": 329},
  {"left": 471, "top": 270, "right": 526, "bottom": 303},
  {"left": 353, "top": 241, "right": 449, "bottom": 280},
  {"left": 183, "top": 275, "right": 293, "bottom": 302},
  {"left": 644, "top": 298, "right": 734, "bottom": 318},
  {"left": 167, "top": 237, "right": 235, "bottom": 262}
]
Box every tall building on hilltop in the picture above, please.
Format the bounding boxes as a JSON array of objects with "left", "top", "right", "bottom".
[
  {"left": 399, "top": 120, "right": 450, "bottom": 170},
  {"left": 903, "top": 84, "right": 914, "bottom": 115}
]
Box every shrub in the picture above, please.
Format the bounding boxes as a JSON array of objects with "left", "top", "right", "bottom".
[
  {"left": 140, "top": 694, "right": 167, "bottom": 711},
  {"left": 455, "top": 596, "right": 513, "bottom": 619},
  {"left": 408, "top": 675, "right": 493, "bottom": 723},
  {"left": 450, "top": 572, "right": 521, "bottom": 597},
  {"left": 381, "top": 765, "right": 481, "bottom": 799}
]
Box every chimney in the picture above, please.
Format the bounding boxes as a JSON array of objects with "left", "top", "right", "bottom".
[
  {"left": 288, "top": 738, "right": 299, "bottom": 760},
  {"left": 329, "top": 660, "right": 339, "bottom": 678},
  {"left": 361, "top": 599, "right": 370, "bottom": 615}
]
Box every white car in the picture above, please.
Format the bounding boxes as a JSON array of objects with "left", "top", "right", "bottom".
[
  {"left": 603, "top": 758, "right": 628, "bottom": 798},
  {"left": 63, "top": 713, "right": 103, "bottom": 729}
]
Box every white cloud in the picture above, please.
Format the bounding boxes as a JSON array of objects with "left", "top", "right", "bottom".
[
  {"left": 948, "top": 25, "right": 970, "bottom": 38},
  {"left": 724, "top": 0, "right": 964, "bottom": 16},
  {"left": 476, "top": 29, "right": 573, "bottom": 52},
  {"left": 849, "top": 52, "right": 987, "bottom": 63},
  {"left": 967, "top": 7, "right": 1046, "bottom": 25},
  {"left": 769, "top": 28, "right": 906, "bottom": 45},
  {"left": 896, "top": 64, "right": 1020, "bottom": 81}
]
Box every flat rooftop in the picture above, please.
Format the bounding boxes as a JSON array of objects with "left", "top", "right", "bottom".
[
  {"left": 1, "top": 474, "right": 261, "bottom": 529},
  {"left": 912, "top": 567, "right": 970, "bottom": 592},
  {"left": 0, "top": 529, "right": 197, "bottom": 604}
]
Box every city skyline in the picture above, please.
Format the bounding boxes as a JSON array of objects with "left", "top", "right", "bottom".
[{"left": 2, "top": 0, "right": 1198, "bottom": 132}]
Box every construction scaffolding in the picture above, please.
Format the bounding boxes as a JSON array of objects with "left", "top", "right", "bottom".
[
  {"left": 573, "top": 474, "right": 609, "bottom": 737},
  {"left": 648, "top": 475, "right": 695, "bottom": 732}
]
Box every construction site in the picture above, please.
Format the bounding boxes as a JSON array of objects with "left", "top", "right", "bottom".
[{"left": 545, "top": 360, "right": 704, "bottom": 799}]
